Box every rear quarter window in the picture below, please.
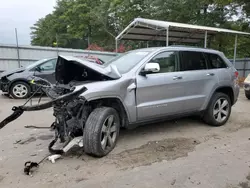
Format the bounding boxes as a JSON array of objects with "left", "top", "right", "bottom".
[{"left": 204, "top": 53, "right": 228, "bottom": 69}]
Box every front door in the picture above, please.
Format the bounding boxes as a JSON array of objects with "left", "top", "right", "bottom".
[
  {"left": 34, "top": 58, "right": 57, "bottom": 84},
  {"left": 136, "top": 50, "right": 186, "bottom": 121}
]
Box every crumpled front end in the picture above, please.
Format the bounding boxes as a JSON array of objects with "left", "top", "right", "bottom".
[{"left": 0, "top": 76, "right": 10, "bottom": 92}]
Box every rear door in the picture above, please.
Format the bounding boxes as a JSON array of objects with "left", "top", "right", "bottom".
[
  {"left": 136, "top": 50, "right": 186, "bottom": 121},
  {"left": 203, "top": 52, "right": 231, "bottom": 84},
  {"left": 34, "top": 58, "right": 57, "bottom": 84},
  {"left": 178, "top": 50, "right": 219, "bottom": 111}
]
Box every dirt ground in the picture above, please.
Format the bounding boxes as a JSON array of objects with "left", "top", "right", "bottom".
[{"left": 0, "top": 90, "right": 250, "bottom": 188}]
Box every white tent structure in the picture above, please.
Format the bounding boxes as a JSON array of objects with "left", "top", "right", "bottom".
[{"left": 115, "top": 18, "right": 250, "bottom": 64}]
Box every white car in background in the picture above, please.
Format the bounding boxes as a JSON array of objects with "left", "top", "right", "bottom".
[{"left": 243, "top": 74, "right": 250, "bottom": 99}]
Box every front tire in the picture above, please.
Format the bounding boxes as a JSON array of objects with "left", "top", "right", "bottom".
[
  {"left": 203, "top": 92, "right": 231, "bottom": 126},
  {"left": 83, "top": 107, "right": 120, "bottom": 157},
  {"left": 9, "top": 81, "right": 31, "bottom": 99}
]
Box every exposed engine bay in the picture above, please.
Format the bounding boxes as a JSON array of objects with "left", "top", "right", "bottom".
[{"left": 0, "top": 55, "right": 120, "bottom": 176}]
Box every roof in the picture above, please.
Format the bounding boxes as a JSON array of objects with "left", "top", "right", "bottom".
[
  {"left": 130, "top": 45, "right": 223, "bottom": 54},
  {"left": 116, "top": 18, "right": 250, "bottom": 44}
]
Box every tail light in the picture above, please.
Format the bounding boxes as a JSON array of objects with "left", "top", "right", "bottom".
[
  {"left": 234, "top": 71, "right": 239, "bottom": 78},
  {"left": 234, "top": 71, "right": 239, "bottom": 85}
]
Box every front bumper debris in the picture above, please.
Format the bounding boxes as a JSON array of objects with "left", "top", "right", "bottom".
[
  {"left": 0, "top": 76, "right": 89, "bottom": 176},
  {"left": 0, "top": 78, "right": 10, "bottom": 92},
  {"left": 0, "top": 85, "right": 87, "bottom": 129}
]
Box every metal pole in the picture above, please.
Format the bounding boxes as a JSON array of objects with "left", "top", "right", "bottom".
[
  {"left": 115, "top": 39, "right": 118, "bottom": 53},
  {"left": 233, "top": 35, "right": 238, "bottom": 66},
  {"left": 166, "top": 27, "right": 169, "bottom": 46},
  {"left": 15, "top": 28, "right": 21, "bottom": 68},
  {"left": 204, "top": 31, "right": 207, "bottom": 48},
  {"left": 56, "top": 33, "right": 59, "bottom": 56}
]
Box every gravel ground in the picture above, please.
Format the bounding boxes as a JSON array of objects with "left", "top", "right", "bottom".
[{"left": 0, "top": 89, "right": 250, "bottom": 188}]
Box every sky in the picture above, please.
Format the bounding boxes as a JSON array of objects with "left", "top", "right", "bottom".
[{"left": 0, "top": 0, "right": 56, "bottom": 45}]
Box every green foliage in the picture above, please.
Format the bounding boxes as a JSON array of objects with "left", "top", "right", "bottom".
[{"left": 30, "top": 0, "right": 250, "bottom": 57}]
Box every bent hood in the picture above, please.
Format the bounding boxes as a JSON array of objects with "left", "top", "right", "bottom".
[
  {"left": 55, "top": 55, "right": 121, "bottom": 83},
  {"left": 0, "top": 67, "right": 25, "bottom": 78}
]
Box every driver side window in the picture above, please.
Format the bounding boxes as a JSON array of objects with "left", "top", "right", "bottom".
[
  {"left": 38, "top": 59, "right": 57, "bottom": 71},
  {"left": 150, "top": 51, "right": 178, "bottom": 73}
]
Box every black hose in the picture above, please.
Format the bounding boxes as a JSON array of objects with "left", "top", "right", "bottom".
[
  {"left": 0, "top": 106, "right": 24, "bottom": 129},
  {"left": 48, "top": 136, "right": 64, "bottom": 155}
]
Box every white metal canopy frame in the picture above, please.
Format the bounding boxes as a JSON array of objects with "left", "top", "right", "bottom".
[{"left": 115, "top": 18, "right": 250, "bottom": 65}]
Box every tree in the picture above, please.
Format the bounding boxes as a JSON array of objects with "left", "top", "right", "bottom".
[{"left": 30, "top": 0, "right": 250, "bottom": 57}]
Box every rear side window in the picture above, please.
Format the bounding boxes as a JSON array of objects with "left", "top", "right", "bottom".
[
  {"left": 204, "top": 53, "right": 227, "bottom": 69},
  {"left": 179, "top": 51, "right": 207, "bottom": 71}
]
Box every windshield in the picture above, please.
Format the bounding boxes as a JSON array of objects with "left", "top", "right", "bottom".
[
  {"left": 103, "top": 51, "right": 150, "bottom": 74},
  {"left": 25, "top": 58, "right": 50, "bottom": 69}
]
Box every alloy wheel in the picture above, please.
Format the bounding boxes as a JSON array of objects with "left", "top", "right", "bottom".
[
  {"left": 213, "top": 97, "right": 230, "bottom": 123},
  {"left": 100, "top": 115, "right": 118, "bottom": 151}
]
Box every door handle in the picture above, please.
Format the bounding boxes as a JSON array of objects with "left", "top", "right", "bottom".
[
  {"left": 173, "top": 76, "right": 182, "bottom": 80},
  {"left": 206, "top": 73, "right": 215, "bottom": 76}
]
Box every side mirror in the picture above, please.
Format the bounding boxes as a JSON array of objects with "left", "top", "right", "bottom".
[
  {"left": 140, "top": 62, "right": 160, "bottom": 76},
  {"left": 35, "top": 66, "right": 41, "bottom": 72}
]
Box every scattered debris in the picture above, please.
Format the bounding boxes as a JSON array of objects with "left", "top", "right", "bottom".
[
  {"left": 48, "top": 154, "right": 62, "bottom": 164},
  {"left": 246, "top": 173, "right": 250, "bottom": 181},
  {"left": 0, "top": 175, "right": 4, "bottom": 182},
  {"left": 14, "top": 140, "right": 22, "bottom": 144},
  {"left": 75, "top": 177, "right": 88, "bottom": 183},
  {"left": 171, "top": 179, "right": 176, "bottom": 185},
  {"left": 37, "top": 135, "right": 54, "bottom": 141},
  {"left": 18, "top": 137, "right": 36, "bottom": 145},
  {"left": 24, "top": 125, "right": 51, "bottom": 129},
  {"left": 75, "top": 165, "right": 80, "bottom": 170},
  {"left": 24, "top": 161, "right": 39, "bottom": 176},
  {"left": 239, "top": 181, "right": 250, "bottom": 188}
]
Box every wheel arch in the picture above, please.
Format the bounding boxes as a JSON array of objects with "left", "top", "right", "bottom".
[
  {"left": 214, "top": 86, "right": 234, "bottom": 105},
  {"left": 204, "top": 86, "right": 234, "bottom": 110},
  {"left": 87, "top": 97, "right": 129, "bottom": 128},
  {"left": 8, "top": 79, "right": 31, "bottom": 92}
]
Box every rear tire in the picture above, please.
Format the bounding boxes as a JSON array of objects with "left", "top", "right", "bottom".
[
  {"left": 83, "top": 107, "right": 120, "bottom": 157},
  {"left": 203, "top": 92, "right": 231, "bottom": 126},
  {"left": 9, "top": 81, "right": 31, "bottom": 99},
  {"left": 245, "top": 91, "right": 250, "bottom": 100}
]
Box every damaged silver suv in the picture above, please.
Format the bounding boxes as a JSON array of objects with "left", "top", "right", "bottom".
[{"left": 0, "top": 46, "right": 240, "bottom": 157}]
